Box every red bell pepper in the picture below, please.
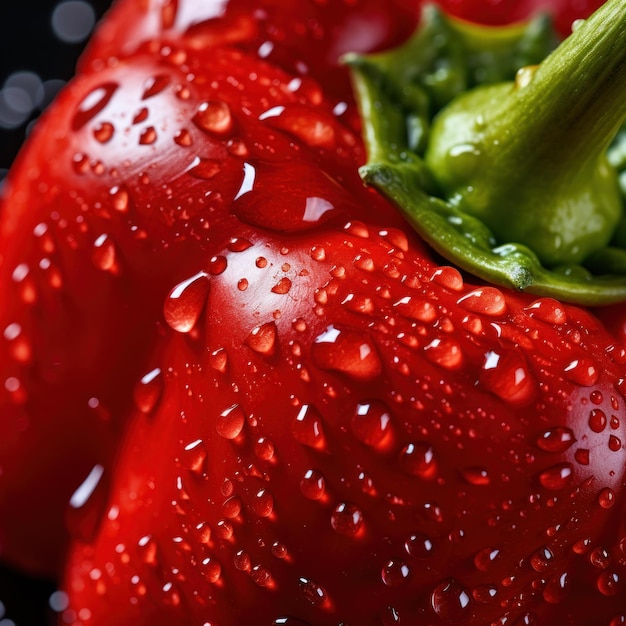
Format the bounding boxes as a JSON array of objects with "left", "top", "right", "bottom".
[{"left": 1, "top": 0, "right": 625, "bottom": 624}]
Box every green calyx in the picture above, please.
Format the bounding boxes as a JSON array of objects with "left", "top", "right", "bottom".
[{"left": 345, "top": 0, "right": 626, "bottom": 305}]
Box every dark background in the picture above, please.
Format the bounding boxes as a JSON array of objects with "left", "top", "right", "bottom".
[
  {"left": 0, "top": 0, "right": 113, "bottom": 174},
  {"left": 0, "top": 2, "right": 112, "bottom": 623}
]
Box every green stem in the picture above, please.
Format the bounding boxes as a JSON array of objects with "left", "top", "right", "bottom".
[{"left": 426, "top": 0, "right": 626, "bottom": 267}]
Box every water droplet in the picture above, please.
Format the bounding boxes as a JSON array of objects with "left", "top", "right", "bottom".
[
  {"left": 67, "top": 464, "right": 107, "bottom": 542},
  {"left": 272, "top": 277, "right": 292, "bottom": 294},
  {"left": 331, "top": 502, "right": 364, "bottom": 537},
  {"left": 252, "top": 488, "right": 274, "bottom": 517},
  {"left": 589, "top": 409, "right": 607, "bottom": 433},
  {"left": 142, "top": 74, "right": 171, "bottom": 99},
  {"left": 163, "top": 271, "right": 209, "bottom": 333},
  {"left": 110, "top": 186, "right": 130, "bottom": 212},
  {"left": 233, "top": 549, "right": 250, "bottom": 571},
  {"left": 538, "top": 463, "right": 573, "bottom": 490},
  {"left": 3, "top": 323, "right": 31, "bottom": 364},
  {"left": 351, "top": 401, "right": 393, "bottom": 448},
  {"left": 598, "top": 487, "right": 616, "bottom": 509},
  {"left": 590, "top": 547, "right": 611, "bottom": 569},
  {"left": 431, "top": 267, "right": 464, "bottom": 291},
  {"left": 132, "top": 106, "right": 149, "bottom": 124},
  {"left": 201, "top": 557, "right": 222, "bottom": 583},
  {"left": 474, "top": 547, "right": 500, "bottom": 571},
  {"left": 251, "top": 564, "right": 273, "bottom": 588},
  {"left": 205, "top": 255, "right": 227, "bottom": 276},
  {"left": 524, "top": 298, "right": 568, "bottom": 324},
  {"left": 472, "top": 584, "right": 498, "bottom": 603},
  {"left": 353, "top": 254, "right": 375, "bottom": 272},
  {"left": 292, "top": 404, "right": 326, "bottom": 450},
  {"left": 543, "top": 572, "right": 568, "bottom": 603},
  {"left": 300, "top": 468, "right": 326, "bottom": 500},
  {"left": 480, "top": 350, "right": 535, "bottom": 405},
  {"left": 393, "top": 296, "right": 437, "bottom": 322},
  {"left": 536, "top": 427, "right": 575, "bottom": 453},
  {"left": 430, "top": 579, "right": 472, "bottom": 620},
  {"left": 133, "top": 368, "right": 163, "bottom": 414},
  {"left": 404, "top": 533, "right": 434, "bottom": 558},
  {"left": 460, "top": 467, "right": 490, "bottom": 486},
  {"left": 245, "top": 321, "right": 277, "bottom": 356},
  {"left": 574, "top": 448, "right": 590, "bottom": 465},
  {"left": 312, "top": 325, "right": 382, "bottom": 381},
  {"left": 457, "top": 287, "right": 506, "bottom": 316},
  {"left": 137, "top": 535, "right": 159, "bottom": 566},
  {"left": 254, "top": 436, "right": 275, "bottom": 461},
  {"left": 209, "top": 348, "right": 228, "bottom": 373},
  {"left": 188, "top": 157, "right": 221, "bottom": 180},
  {"left": 180, "top": 439, "right": 207, "bottom": 474},
  {"left": 381, "top": 559, "right": 411, "bottom": 586},
  {"left": 193, "top": 101, "right": 233, "bottom": 136},
  {"left": 530, "top": 546, "right": 555, "bottom": 572},
  {"left": 399, "top": 442, "right": 437, "bottom": 478},
  {"left": 174, "top": 128, "right": 192, "bottom": 146},
  {"left": 72, "top": 83, "right": 118, "bottom": 130},
  {"left": 423, "top": 337, "right": 463, "bottom": 370},
  {"left": 216, "top": 404, "right": 246, "bottom": 440},
  {"left": 299, "top": 577, "right": 328, "bottom": 607},
  {"left": 227, "top": 237, "right": 253, "bottom": 252},
  {"left": 564, "top": 358, "right": 599, "bottom": 386},
  {"left": 310, "top": 246, "right": 326, "bottom": 262},
  {"left": 93, "top": 121, "right": 114, "bottom": 143},
  {"left": 139, "top": 126, "right": 157, "bottom": 145},
  {"left": 381, "top": 606, "right": 401, "bottom": 625},
  {"left": 92, "top": 234, "right": 118, "bottom": 272},
  {"left": 597, "top": 571, "right": 621, "bottom": 596}
]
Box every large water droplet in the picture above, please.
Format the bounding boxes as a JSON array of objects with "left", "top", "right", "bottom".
[
  {"left": 431, "top": 267, "right": 464, "bottom": 291},
  {"left": 480, "top": 350, "right": 535, "bottom": 405},
  {"left": 312, "top": 325, "right": 382, "bottom": 381},
  {"left": 133, "top": 367, "right": 163, "bottom": 414},
  {"left": 331, "top": 502, "right": 364, "bottom": 537},
  {"left": 252, "top": 488, "right": 274, "bottom": 517},
  {"left": 142, "top": 74, "right": 171, "bottom": 100},
  {"left": 423, "top": 337, "right": 463, "bottom": 370},
  {"left": 393, "top": 296, "right": 437, "bottom": 323},
  {"left": 245, "top": 322, "right": 278, "bottom": 356},
  {"left": 536, "top": 427, "right": 575, "bottom": 453},
  {"left": 399, "top": 442, "right": 437, "bottom": 478},
  {"left": 163, "top": 271, "right": 209, "bottom": 333},
  {"left": 193, "top": 101, "right": 234, "bottom": 136},
  {"left": 180, "top": 439, "right": 207, "bottom": 474},
  {"left": 404, "top": 533, "right": 435, "bottom": 558},
  {"left": 299, "top": 577, "right": 328, "bottom": 607},
  {"left": 525, "top": 298, "right": 568, "bottom": 324},
  {"left": 292, "top": 405, "right": 326, "bottom": 450},
  {"left": 563, "top": 358, "right": 599, "bottom": 386},
  {"left": 538, "top": 463, "right": 573, "bottom": 490},
  {"left": 72, "top": 82, "right": 118, "bottom": 130},
  {"left": 201, "top": 557, "right": 222, "bottom": 583},
  {"left": 351, "top": 400, "right": 393, "bottom": 448},
  {"left": 381, "top": 559, "right": 411, "bottom": 586},
  {"left": 530, "top": 546, "right": 555, "bottom": 572},
  {"left": 93, "top": 121, "right": 114, "bottom": 143},
  {"left": 430, "top": 579, "right": 472, "bottom": 620},
  {"left": 474, "top": 547, "right": 500, "bottom": 571},
  {"left": 216, "top": 404, "right": 246, "bottom": 440},
  {"left": 588, "top": 409, "right": 607, "bottom": 433},
  {"left": 457, "top": 287, "right": 506, "bottom": 316},
  {"left": 300, "top": 468, "right": 326, "bottom": 500},
  {"left": 92, "top": 234, "right": 118, "bottom": 272}
]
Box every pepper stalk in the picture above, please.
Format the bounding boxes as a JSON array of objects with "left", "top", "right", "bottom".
[{"left": 345, "top": 0, "right": 626, "bottom": 305}]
